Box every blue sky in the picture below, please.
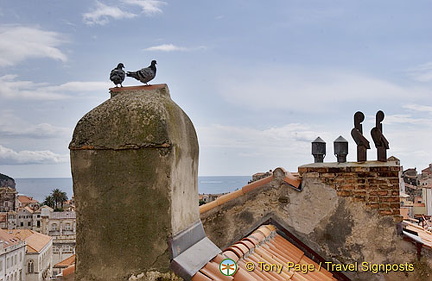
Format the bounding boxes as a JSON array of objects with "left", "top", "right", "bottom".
[{"left": 1, "top": 0, "right": 432, "bottom": 178}]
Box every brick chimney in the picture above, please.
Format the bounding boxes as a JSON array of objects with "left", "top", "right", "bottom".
[{"left": 298, "top": 158, "right": 402, "bottom": 222}]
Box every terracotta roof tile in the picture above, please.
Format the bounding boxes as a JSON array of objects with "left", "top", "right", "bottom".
[
  {"left": 192, "top": 225, "right": 338, "bottom": 281},
  {"left": 9, "top": 229, "right": 52, "bottom": 253},
  {"left": 216, "top": 189, "right": 244, "bottom": 205},
  {"left": 17, "top": 195, "right": 38, "bottom": 204},
  {"left": 54, "top": 254, "right": 76, "bottom": 268},
  {"left": 242, "top": 176, "right": 273, "bottom": 193}
]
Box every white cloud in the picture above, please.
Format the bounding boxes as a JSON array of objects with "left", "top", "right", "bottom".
[
  {"left": 83, "top": 1, "right": 136, "bottom": 25},
  {"left": 144, "top": 44, "right": 205, "bottom": 52},
  {"left": 0, "top": 25, "right": 67, "bottom": 67},
  {"left": 122, "top": 0, "right": 166, "bottom": 15},
  {"left": 0, "top": 145, "right": 68, "bottom": 165},
  {"left": 83, "top": 0, "right": 166, "bottom": 25},
  {"left": 0, "top": 75, "right": 110, "bottom": 100}
]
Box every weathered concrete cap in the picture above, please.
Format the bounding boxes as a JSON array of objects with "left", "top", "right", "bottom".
[{"left": 69, "top": 84, "right": 196, "bottom": 151}]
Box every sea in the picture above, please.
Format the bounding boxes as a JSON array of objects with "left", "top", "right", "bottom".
[{"left": 15, "top": 176, "right": 251, "bottom": 202}]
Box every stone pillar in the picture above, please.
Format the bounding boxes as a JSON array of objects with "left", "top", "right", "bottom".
[{"left": 69, "top": 84, "right": 203, "bottom": 280}]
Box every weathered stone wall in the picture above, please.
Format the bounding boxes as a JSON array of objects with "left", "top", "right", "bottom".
[
  {"left": 200, "top": 162, "right": 432, "bottom": 281},
  {"left": 70, "top": 85, "right": 199, "bottom": 281}
]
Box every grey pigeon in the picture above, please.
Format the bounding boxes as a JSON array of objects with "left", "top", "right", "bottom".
[
  {"left": 127, "top": 60, "right": 157, "bottom": 85},
  {"left": 110, "top": 63, "right": 126, "bottom": 87}
]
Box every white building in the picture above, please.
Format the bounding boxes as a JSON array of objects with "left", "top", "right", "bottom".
[
  {"left": 9, "top": 229, "right": 52, "bottom": 281},
  {"left": 41, "top": 212, "right": 75, "bottom": 265},
  {"left": 0, "top": 228, "right": 26, "bottom": 281},
  {"left": 17, "top": 207, "right": 34, "bottom": 229}
]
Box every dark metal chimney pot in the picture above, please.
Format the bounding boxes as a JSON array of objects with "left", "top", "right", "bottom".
[
  {"left": 312, "top": 137, "right": 326, "bottom": 163},
  {"left": 334, "top": 136, "right": 348, "bottom": 163}
]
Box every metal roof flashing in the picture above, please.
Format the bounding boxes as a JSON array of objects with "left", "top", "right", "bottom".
[{"left": 169, "top": 221, "right": 221, "bottom": 280}]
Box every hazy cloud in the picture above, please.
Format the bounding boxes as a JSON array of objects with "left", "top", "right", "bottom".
[
  {"left": 0, "top": 75, "right": 110, "bottom": 100},
  {"left": 403, "top": 104, "right": 432, "bottom": 114},
  {"left": 0, "top": 25, "right": 67, "bottom": 67},
  {"left": 0, "top": 145, "right": 68, "bottom": 165},
  {"left": 0, "top": 121, "right": 71, "bottom": 139},
  {"left": 217, "top": 66, "right": 428, "bottom": 113},
  {"left": 407, "top": 62, "right": 432, "bottom": 82},
  {"left": 197, "top": 123, "right": 323, "bottom": 151}
]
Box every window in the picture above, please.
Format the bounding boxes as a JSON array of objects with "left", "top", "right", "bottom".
[
  {"left": 63, "top": 245, "right": 74, "bottom": 253},
  {"left": 51, "top": 223, "right": 58, "bottom": 231},
  {"left": 37, "top": 221, "right": 40, "bottom": 228},
  {"left": 65, "top": 223, "right": 71, "bottom": 230},
  {"left": 53, "top": 246, "right": 59, "bottom": 254},
  {"left": 27, "top": 222, "right": 31, "bottom": 227},
  {"left": 27, "top": 260, "right": 34, "bottom": 274}
]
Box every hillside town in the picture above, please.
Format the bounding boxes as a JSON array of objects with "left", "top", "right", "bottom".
[{"left": 0, "top": 173, "right": 75, "bottom": 281}]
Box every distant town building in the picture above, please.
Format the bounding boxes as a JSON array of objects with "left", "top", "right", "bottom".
[
  {"left": 9, "top": 229, "right": 53, "bottom": 281},
  {"left": 0, "top": 187, "right": 17, "bottom": 212},
  {"left": 0, "top": 228, "right": 26, "bottom": 281},
  {"left": 42, "top": 212, "right": 76, "bottom": 265},
  {"left": 401, "top": 164, "right": 432, "bottom": 218},
  {"left": 16, "top": 195, "right": 39, "bottom": 210},
  {"left": 17, "top": 207, "right": 35, "bottom": 229}
]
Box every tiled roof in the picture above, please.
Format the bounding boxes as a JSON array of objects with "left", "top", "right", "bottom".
[
  {"left": 9, "top": 229, "right": 52, "bottom": 253},
  {"left": 54, "top": 254, "right": 76, "bottom": 268},
  {"left": 0, "top": 228, "right": 22, "bottom": 249},
  {"left": 17, "top": 195, "right": 38, "bottom": 204},
  {"left": 200, "top": 168, "right": 301, "bottom": 214},
  {"left": 192, "top": 225, "right": 338, "bottom": 281},
  {"left": 402, "top": 220, "right": 432, "bottom": 249}
]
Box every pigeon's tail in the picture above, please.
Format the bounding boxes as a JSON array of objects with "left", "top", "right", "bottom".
[{"left": 126, "top": 71, "right": 140, "bottom": 81}]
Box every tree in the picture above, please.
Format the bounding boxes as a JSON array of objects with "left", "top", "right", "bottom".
[
  {"left": 43, "top": 195, "right": 55, "bottom": 209},
  {"left": 44, "top": 189, "right": 68, "bottom": 211}
]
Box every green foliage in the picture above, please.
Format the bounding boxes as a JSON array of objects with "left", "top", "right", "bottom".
[{"left": 43, "top": 189, "right": 68, "bottom": 211}]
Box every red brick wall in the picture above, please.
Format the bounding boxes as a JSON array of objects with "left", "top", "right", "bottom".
[{"left": 298, "top": 163, "right": 402, "bottom": 222}]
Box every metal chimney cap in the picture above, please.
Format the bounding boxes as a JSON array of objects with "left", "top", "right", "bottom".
[
  {"left": 312, "top": 137, "right": 326, "bottom": 143},
  {"left": 334, "top": 136, "right": 348, "bottom": 143}
]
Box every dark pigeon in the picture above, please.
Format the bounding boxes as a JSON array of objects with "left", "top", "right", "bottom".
[
  {"left": 126, "top": 60, "right": 157, "bottom": 85},
  {"left": 110, "top": 63, "right": 126, "bottom": 87}
]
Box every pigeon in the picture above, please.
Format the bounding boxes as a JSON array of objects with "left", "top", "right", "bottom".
[
  {"left": 110, "top": 63, "right": 126, "bottom": 87},
  {"left": 126, "top": 60, "right": 157, "bottom": 85}
]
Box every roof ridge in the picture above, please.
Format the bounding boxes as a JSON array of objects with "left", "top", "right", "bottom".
[{"left": 199, "top": 168, "right": 301, "bottom": 214}]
